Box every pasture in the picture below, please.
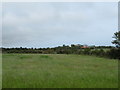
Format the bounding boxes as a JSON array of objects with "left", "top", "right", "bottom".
[
  {"left": 0, "top": 54, "right": 2, "bottom": 89},
  {"left": 2, "top": 54, "right": 118, "bottom": 88}
]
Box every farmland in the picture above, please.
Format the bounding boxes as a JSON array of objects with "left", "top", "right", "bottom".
[{"left": 2, "top": 54, "right": 118, "bottom": 88}]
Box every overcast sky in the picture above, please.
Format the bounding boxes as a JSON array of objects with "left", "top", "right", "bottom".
[{"left": 2, "top": 2, "right": 118, "bottom": 48}]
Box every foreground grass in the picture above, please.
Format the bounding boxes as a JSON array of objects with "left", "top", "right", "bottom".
[
  {"left": 0, "top": 54, "right": 2, "bottom": 89},
  {"left": 2, "top": 54, "right": 118, "bottom": 88}
]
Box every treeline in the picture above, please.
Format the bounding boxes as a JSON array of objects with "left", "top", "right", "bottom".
[{"left": 1, "top": 44, "right": 120, "bottom": 59}]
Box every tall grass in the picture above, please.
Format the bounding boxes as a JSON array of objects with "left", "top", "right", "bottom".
[
  {"left": 0, "top": 53, "right": 2, "bottom": 89},
  {"left": 2, "top": 54, "right": 118, "bottom": 88}
]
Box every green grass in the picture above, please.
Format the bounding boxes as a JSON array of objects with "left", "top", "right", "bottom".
[
  {"left": 0, "top": 53, "right": 2, "bottom": 89},
  {"left": 2, "top": 54, "right": 118, "bottom": 88}
]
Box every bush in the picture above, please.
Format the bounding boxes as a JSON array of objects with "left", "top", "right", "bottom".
[{"left": 107, "top": 48, "right": 120, "bottom": 59}]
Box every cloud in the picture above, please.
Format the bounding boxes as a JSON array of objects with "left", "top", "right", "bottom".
[{"left": 2, "top": 2, "right": 118, "bottom": 47}]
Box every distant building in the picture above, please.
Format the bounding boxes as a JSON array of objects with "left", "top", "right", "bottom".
[{"left": 81, "top": 45, "right": 89, "bottom": 49}]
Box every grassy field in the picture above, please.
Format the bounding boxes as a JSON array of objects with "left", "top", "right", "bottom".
[
  {"left": 2, "top": 54, "right": 118, "bottom": 88},
  {"left": 0, "top": 54, "right": 2, "bottom": 89}
]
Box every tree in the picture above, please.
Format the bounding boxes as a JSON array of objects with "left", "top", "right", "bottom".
[
  {"left": 110, "top": 31, "right": 120, "bottom": 59},
  {"left": 112, "top": 31, "right": 120, "bottom": 48}
]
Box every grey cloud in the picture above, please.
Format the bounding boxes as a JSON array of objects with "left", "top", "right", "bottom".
[{"left": 2, "top": 2, "right": 118, "bottom": 47}]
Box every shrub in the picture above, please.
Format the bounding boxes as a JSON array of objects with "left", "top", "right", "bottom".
[{"left": 107, "top": 48, "right": 120, "bottom": 59}]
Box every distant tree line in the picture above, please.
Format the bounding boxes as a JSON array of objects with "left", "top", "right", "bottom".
[
  {"left": 1, "top": 45, "right": 118, "bottom": 59},
  {"left": 1, "top": 31, "right": 120, "bottom": 60}
]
